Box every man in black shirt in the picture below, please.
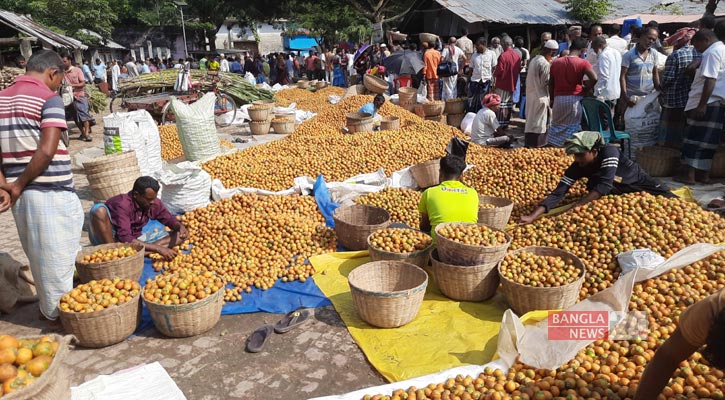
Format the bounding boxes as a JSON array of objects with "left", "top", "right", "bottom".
[{"left": 520, "top": 131, "right": 675, "bottom": 223}]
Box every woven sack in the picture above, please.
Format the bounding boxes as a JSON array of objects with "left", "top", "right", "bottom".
[
  {"left": 171, "top": 93, "right": 221, "bottom": 162},
  {"left": 4, "top": 334, "right": 73, "bottom": 400}
]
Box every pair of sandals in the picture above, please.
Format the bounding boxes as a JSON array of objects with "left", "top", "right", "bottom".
[
  {"left": 246, "top": 308, "right": 313, "bottom": 353},
  {"left": 79, "top": 135, "right": 92, "bottom": 142}
]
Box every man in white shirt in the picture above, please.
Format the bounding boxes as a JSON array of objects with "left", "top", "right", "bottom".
[
  {"left": 606, "top": 24, "right": 628, "bottom": 55},
  {"left": 456, "top": 28, "right": 474, "bottom": 59},
  {"left": 584, "top": 24, "right": 603, "bottom": 64},
  {"left": 489, "top": 37, "right": 502, "bottom": 59},
  {"left": 125, "top": 58, "right": 139, "bottom": 77},
  {"left": 220, "top": 54, "right": 230, "bottom": 72},
  {"left": 592, "top": 37, "right": 622, "bottom": 103},
  {"left": 111, "top": 60, "right": 121, "bottom": 93},
  {"left": 467, "top": 37, "right": 497, "bottom": 113},
  {"left": 441, "top": 37, "right": 466, "bottom": 100},
  {"left": 525, "top": 40, "right": 558, "bottom": 146},
  {"left": 679, "top": 30, "right": 725, "bottom": 184}
]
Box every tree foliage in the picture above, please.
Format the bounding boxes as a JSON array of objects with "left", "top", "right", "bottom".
[
  {"left": 565, "top": 0, "right": 614, "bottom": 23},
  {"left": 343, "top": 0, "right": 417, "bottom": 23},
  {"left": 289, "top": 0, "right": 371, "bottom": 47}
]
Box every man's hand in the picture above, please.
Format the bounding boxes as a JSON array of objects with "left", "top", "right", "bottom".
[
  {"left": 0, "top": 182, "right": 23, "bottom": 208},
  {"left": 519, "top": 214, "right": 537, "bottom": 224},
  {"left": 178, "top": 224, "right": 189, "bottom": 241},
  {"left": 156, "top": 247, "right": 178, "bottom": 261},
  {"left": 0, "top": 189, "right": 11, "bottom": 213}
]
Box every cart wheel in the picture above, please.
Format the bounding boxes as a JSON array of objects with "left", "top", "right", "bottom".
[
  {"left": 109, "top": 94, "right": 126, "bottom": 113},
  {"left": 161, "top": 102, "right": 175, "bottom": 125},
  {"left": 214, "top": 92, "right": 237, "bottom": 127}
]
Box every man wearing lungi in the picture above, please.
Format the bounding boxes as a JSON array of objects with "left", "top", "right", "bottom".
[
  {"left": 524, "top": 40, "right": 558, "bottom": 147},
  {"left": 492, "top": 36, "right": 521, "bottom": 129},
  {"left": 467, "top": 38, "right": 497, "bottom": 113},
  {"left": 62, "top": 55, "right": 95, "bottom": 142}
]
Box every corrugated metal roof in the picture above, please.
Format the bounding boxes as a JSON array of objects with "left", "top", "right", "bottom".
[
  {"left": 606, "top": 0, "right": 711, "bottom": 20},
  {"left": 435, "top": 0, "right": 577, "bottom": 25},
  {"left": 80, "top": 29, "right": 126, "bottom": 50},
  {"left": 604, "top": 12, "right": 724, "bottom": 24},
  {"left": 0, "top": 10, "right": 87, "bottom": 49}
]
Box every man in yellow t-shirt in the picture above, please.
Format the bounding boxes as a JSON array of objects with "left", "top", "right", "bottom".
[{"left": 418, "top": 155, "right": 479, "bottom": 241}]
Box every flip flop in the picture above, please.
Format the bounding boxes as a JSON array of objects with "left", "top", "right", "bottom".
[
  {"left": 274, "top": 308, "right": 313, "bottom": 334},
  {"left": 246, "top": 324, "right": 274, "bottom": 353}
]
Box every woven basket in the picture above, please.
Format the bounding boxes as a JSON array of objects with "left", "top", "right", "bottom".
[
  {"left": 402, "top": 103, "right": 417, "bottom": 113},
  {"left": 297, "top": 80, "right": 310, "bottom": 89},
  {"left": 367, "top": 232, "right": 433, "bottom": 268},
  {"left": 315, "top": 81, "right": 327, "bottom": 89},
  {"left": 431, "top": 249, "right": 499, "bottom": 302},
  {"left": 347, "top": 119, "right": 374, "bottom": 133},
  {"left": 346, "top": 112, "right": 373, "bottom": 124},
  {"left": 425, "top": 114, "right": 447, "bottom": 124},
  {"left": 409, "top": 158, "right": 441, "bottom": 189},
  {"left": 380, "top": 116, "right": 400, "bottom": 131},
  {"left": 4, "top": 334, "right": 72, "bottom": 400},
  {"left": 249, "top": 119, "right": 271, "bottom": 135},
  {"left": 435, "top": 222, "right": 512, "bottom": 266},
  {"left": 711, "top": 148, "right": 725, "bottom": 178},
  {"left": 447, "top": 112, "right": 465, "bottom": 128},
  {"left": 422, "top": 101, "right": 445, "bottom": 116},
  {"left": 272, "top": 119, "right": 295, "bottom": 134},
  {"left": 348, "top": 261, "right": 428, "bottom": 328},
  {"left": 89, "top": 172, "right": 139, "bottom": 202},
  {"left": 398, "top": 87, "right": 417, "bottom": 105},
  {"left": 419, "top": 33, "right": 439, "bottom": 45},
  {"left": 498, "top": 246, "right": 586, "bottom": 315},
  {"left": 248, "top": 106, "right": 271, "bottom": 122},
  {"left": 477, "top": 195, "right": 514, "bottom": 230},
  {"left": 635, "top": 146, "right": 681, "bottom": 177},
  {"left": 252, "top": 99, "right": 276, "bottom": 109},
  {"left": 59, "top": 293, "right": 141, "bottom": 348},
  {"left": 144, "top": 286, "right": 224, "bottom": 337},
  {"left": 444, "top": 98, "right": 466, "bottom": 115},
  {"left": 333, "top": 205, "right": 391, "bottom": 250},
  {"left": 83, "top": 151, "right": 138, "bottom": 175},
  {"left": 363, "top": 74, "right": 388, "bottom": 94},
  {"left": 86, "top": 165, "right": 141, "bottom": 189},
  {"left": 75, "top": 243, "right": 145, "bottom": 283}
]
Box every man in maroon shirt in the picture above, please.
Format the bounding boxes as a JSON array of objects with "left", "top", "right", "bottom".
[
  {"left": 493, "top": 36, "right": 521, "bottom": 129},
  {"left": 89, "top": 176, "right": 188, "bottom": 260}
]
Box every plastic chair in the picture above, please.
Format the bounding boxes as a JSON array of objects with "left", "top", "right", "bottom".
[
  {"left": 581, "top": 98, "right": 632, "bottom": 158},
  {"left": 394, "top": 76, "right": 412, "bottom": 93}
]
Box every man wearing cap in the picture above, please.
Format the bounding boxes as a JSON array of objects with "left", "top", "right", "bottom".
[
  {"left": 524, "top": 39, "right": 558, "bottom": 146},
  {"left": 520, "top": 131, "right": 674, "bottom": 223},
  {"left": 220, "top": 54, "right": 229, "bottom": 72}
]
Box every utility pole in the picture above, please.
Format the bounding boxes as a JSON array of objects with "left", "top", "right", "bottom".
[{"left": 174, "top": 0, "right": 189, "bottom": 59}]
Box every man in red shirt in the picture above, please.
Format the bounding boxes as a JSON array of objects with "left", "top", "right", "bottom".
[
  {"left": 493, "top": 36, "right": 521, "bottom": 129},
  {"left": 422, "top": 41, "right": 441, "bottom": 101},
  {"left": 89, "top": 176, "right": 189, "bottom": 260},
  {"left": 305, "top": 52, "right": 318, "bottom": 81},
  {"left": 62, "top": 55, "right": 95, "bottom": 141}
]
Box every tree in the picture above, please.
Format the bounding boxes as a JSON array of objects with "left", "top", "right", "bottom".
[
  {"left": 290, "top": 0, "right": 371, "bottom": 47},
  {"left": 565, "top": 0, "right": 614, "bottom": 23},
  {"left": 343, "top": 0, "right": 417, "bottom": 24}
]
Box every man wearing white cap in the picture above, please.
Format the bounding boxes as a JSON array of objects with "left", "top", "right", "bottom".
[
  {"left": 524, "top": 40, "right": 558, "bottom": 147},
  {"left": 219, "top": 53, "right": 229, "bottom": 73},
  {"left": 381, "top": 44, "right": 390, "bottom": 58}
]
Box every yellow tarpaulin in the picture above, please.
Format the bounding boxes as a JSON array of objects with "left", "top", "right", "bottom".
[{"left": 310, "top": 251, "right": 507, "bottom": 382}]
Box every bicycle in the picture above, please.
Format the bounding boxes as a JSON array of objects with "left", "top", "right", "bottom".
[{"left": 160, "top": 69, "right": 237, "bottom": 127}]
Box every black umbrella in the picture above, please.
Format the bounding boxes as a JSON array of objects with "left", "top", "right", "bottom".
[{"left": 383, "top": 50, "right": 424, "bottom": 75}]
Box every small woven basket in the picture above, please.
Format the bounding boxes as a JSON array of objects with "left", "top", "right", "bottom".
[
  {"left": 59, "top": 293, "right": 141, "bottom": 348},
  {"left": 144, "top": 286, "right": 224, "bottom": 338},
  {"left": 363, "top": 74, "right": 388, "bottom": 94},
  {"left": 348, "top": 260, "right": 428, "bottom": 328},
  {"left": 398, "top": 87, "right": 417, "bottom": 105},
  {"left": 252, "top": 99, "right": 276, "bottom": 109},
  {"left": 444, "top": 98, "right": 466, "bottom": 114},
  {"left": 367, "top": 232, "right": 433, "bottom": 269},
  {"left": 380, "top": 116, "right": 400, "bottom": 131},
  {"left": 431, "top": 249, "right": 499, "bottom": 302},
  {"left": 446, "top": 112, "right": 465, "bottom": 129},
  {"left": 435, "top": 222, "right": 512, "bottom": 266},
  {"left": 248, "top": 106, "right": 271, "bottom": 122},
  {"left": 75, "top": 242, "right": 145, "bottom": 283},
  {"left": 498, "top": 246, "right": 586, "bottom": 315},
  {"left": 409, "top": 158, "right": 441, "bottom": 189},
  {"left": 83, "top": 151, "right": 138, "bottom": 175},
  {"left": 271, "top": 119, "right": 295, "bottom": 134},
  {"left": 3, "top": 334, "right": 73, "bottom": 400},
  {"left": 333, "top": 205, "right": 391, "bottom": 250},
  {"left": 635, "top": 146, "right": 681, "bottom": 177},
  {"left": 477, "top": 195, "right": 514, "bottom": 230},
  {"left": 422, "top": 101, "right": 445, "bottom": 116},
  {"left": 249, "top": 119, "right": 271, "bottom": 135}
]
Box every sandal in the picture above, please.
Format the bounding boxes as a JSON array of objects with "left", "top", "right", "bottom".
[
  {"left": 273, "top": 308, "right": 313, "bottom": 334},
  {"left": 673, "top": 175, "right": 696, "bottom": 185},
  {"left": 246, "top": 324, "right": 274, "bottom": 353}
]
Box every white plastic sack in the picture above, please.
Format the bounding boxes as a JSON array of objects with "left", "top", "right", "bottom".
[
  {"left": 131, "top": 111, "right": 163, "bottom": 175},
  {"left": 328, "top": 95, "right": 342, "bottom": 105},
  {"left": 270, "top": 83, "right": 287, "bottom": 92},
  {"left": 157, "top": 162, "right": 211, "bottom": 215},
  {"left": 624, "top": 91, "right": 661, "bottom": 156},
  {"left": 244, "top": 72, "right": 256, "bottom": 86},
  {"left": 211, "top": 179, "right": 298, "bottom": 200},
  {"left": 617, "top": 249, "right": 666, "bottom": 276},
  {"left": 170, "top": 93, "right": 221, "bottom": 162},
  {"left": 102, "top": 110, "right": 163, "bottom": 177},
  {"left": 389, "top": 166, "right": 418, "bottom": 190},
  {"left": 461, "top": 112, "right": 476, "bottom": 134}
]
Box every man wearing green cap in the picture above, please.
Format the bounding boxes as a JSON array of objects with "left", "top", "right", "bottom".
[{"left": 520, "top": 131, "right": 675, "bottom": 224}]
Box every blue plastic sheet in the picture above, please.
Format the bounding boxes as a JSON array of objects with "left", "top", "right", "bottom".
[{"left": 313, "top": 174, "right": 339, "bottom": 228}]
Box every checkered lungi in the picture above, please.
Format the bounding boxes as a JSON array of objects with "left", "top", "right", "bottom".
[
  {"left": 547, "top": 95, "right": 583, "bottom": 147},
  {"left": 494, "top": 88, "right": 513, "bottom": 129},
  {"left": 12, "top": 190, "right": 83, "bottom": 319},
  {"left": 658, "top": 106, "right": 686, "bottom": 146},
  {"left": 427, "top": 78, "right": 440, "bottom": 101},
  {"left": 682, "top": 102, "right": 725, "bottom": 171}
]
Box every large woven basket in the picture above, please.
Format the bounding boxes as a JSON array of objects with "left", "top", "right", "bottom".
[
  {"left": 635, "top": 146, "right": 681, "bottom": 177},
  {"left": 447, "top": 112, "right": 464, "bottom": 129},
  {"left": 419, "top": 33, "right": 439, "bottom": 45},
  {"left": 346, "top": 112, "right": 372, "bottom": 124},
  {"left": 422, "top": 101, "right": 445, "bottom": 116},
  {"left": 398, "top": 87, "right": 416, "bottom": 105},
  {"left": 498, "top": 246, "right": 586, "bottom": 315},
  {"left": 425, "top": 114, "right": 447, "bottom": 124},
  {"left": 363, "top": 74, "right": 388, "bottom": 94},
  {"left": 86, "top": 165, "right": 141, "bottom": 189},
  {"left": 272, "top": 119, "right": 295, "bottom": 134},
  {"left": 83, "top": 151, "right": 138, "bottom": 175},
  {"left": 435, "top": 222, "right": 512, "bottom": 266},
  {"left": 444, "top": 98, "right": 466, "bottom": 115},
  {"left": 89, "top": 171, "right": 139, "bottom": 202},
  {"left": 4, "top": 334, "right": 72, "bottom": 400},
  {"left": 248, "top": 106, "right": 271, "bottom": 122},
  {"left": 380, "top": 116, "right": 400, "bottom": 131},
  {"left": 249, "top": 119, "right": 271, "bottom": 135},
  {"left": 711, "top": 147, "right": 725, "bottom": 178},
  {"left": 75, "top": 242, "right": 145, "bottom": 283},
  {"left": 348, "top": 261, "right": 428, "bottom": 328},
  {"left": 347, "top": 119, "right": 374, "bottom": 133},
  {"left": 477, "top": 195, "right": 514, "bottom": 230},
  {"left": 431, "top": 250, "right": 499, "bottom": 302},
  {"left": 410, "top": 158, "right": 441, "bottom": 189},
  {"left": 144, "top": 286, "right": 224, "bottom": 337},
  {"left": 59, "top": 293, "right": 141, "bottom": 348},
  {"left": 333, "top": 205, "right": 391, "bottom": 250},
  {"left": 367, "top": 232, "right": 433, "bottom": 269},
  {"left": 252, "top": 99, "right": 276, "bottom": 109}
]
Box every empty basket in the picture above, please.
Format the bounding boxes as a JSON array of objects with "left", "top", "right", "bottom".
[{"left": 409, "top": 158, "right": 441, "bottom": 189}]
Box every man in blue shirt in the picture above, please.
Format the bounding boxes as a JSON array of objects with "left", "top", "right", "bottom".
[
  {"left": 358, "top": 94, "right": 385, "bottom": 129},
  {"left": 92, "top": 59, "right": 106, "bottom": 84},
  {"left": 81, "top": 59, "right": 93, "bottom": 83},
  {"left": 230, "top": 56, "right": 243, "bottom": 74}
]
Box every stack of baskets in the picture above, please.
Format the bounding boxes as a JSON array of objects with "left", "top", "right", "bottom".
[
  {"left": 346, "top": 112, "right": 374, "bottom": 133},
  {"left": 498, "top": 246, "right": 586, "bottom": 315},
  {"left": 333, "top": 204, "right": 391, "bottom": 250},
  {"left": 423, "top": 100, "right": 446, "bottom": 124},
  {"left": 635, "top": 146, "right": 681, "bottom": 177},
  {"left": 409, "top": 158, "right": 440, "bottom": 189},
  {"left": 478, "top": 195, "right": 514, "bottom": 230},
  {"left": 249, "top": 100, "right": 275, "bottom": 135},
  {"left": 398, "top": 87, "right": 417, "bottom": 111},
  {"left": 432, "top": 223, "right": 511, "bottom": 302},
  {"left": 84, "top": 151, "right": 141, "bottom": 202},
  {"left": 363, "top": 74, "right": 388, "bottom": 94},
  {"left": 445, "top": 98, "right": 466, "bottom": 128}
]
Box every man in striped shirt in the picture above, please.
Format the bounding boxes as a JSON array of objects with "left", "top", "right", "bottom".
[
  {"left": 520, "top": 131, "right": 674, "bottom": 223},
  {"left": 0, "top": 50, "right": 84, "bottom": 320}
]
